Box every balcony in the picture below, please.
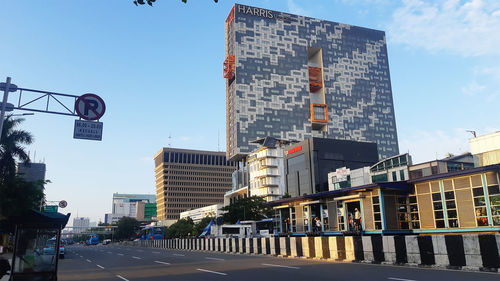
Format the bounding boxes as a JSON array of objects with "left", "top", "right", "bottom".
[
  {"left": 311, "top": 103, "right": 328, "bottom": 123},
  {"left": 223, "top": 55, "right": 235, "bottom": 79}
]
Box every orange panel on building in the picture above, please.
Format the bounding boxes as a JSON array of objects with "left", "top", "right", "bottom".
[
  {"left": 308, "top": 66, "right": 323, "bottom": 92},
  {"left": 311, "top": 103, "right": 328, "bottom": 123},
  {"left": 223, "top": 55, "right": 235, "bottom": 79}
]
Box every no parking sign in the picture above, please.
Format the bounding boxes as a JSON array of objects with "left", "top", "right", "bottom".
[{"left": 75, "top": 93, "right": 106, "bottom": 121}]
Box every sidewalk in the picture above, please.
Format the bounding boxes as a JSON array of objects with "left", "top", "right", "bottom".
[{"left": 0, "top": 253, "right": 12, "bottom": 281}]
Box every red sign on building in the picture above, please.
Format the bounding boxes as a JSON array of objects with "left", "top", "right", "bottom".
[{"left": 288, "top": 146, "right": 302, "bottom": 155}]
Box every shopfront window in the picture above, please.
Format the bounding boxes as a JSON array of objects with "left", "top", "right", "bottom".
[
  {"left": 321, "top": 203, "right": 329, "bottom": 231},
  {"left": 445, "top": 191, "right": 459, "bottom": 228},
  {"left": 372, "top": 196, "right": 382, "bottom": 230},
  {"left": 488, "top": 185, "right": 500, "bottom": 226},
  {"left": 337, "top": 201, "right": 345, "bottom": 231},
  {"left": 432, "top": 192, "right": 445, "bottom": 228},
  {"left": 303, "top": 205, "right": 310, "bottom": 232},
  {"left": 396, "top": 196, "right": 409, "bottom": 229},
  {"left": 291, "top": 207, "right": 297, "bottom": 232},
  {"left": 473, "top": 186, "right": 488, "bottom": 226},
  {"left": 409, "top": 195, "right": 420, "bottom": 229}
]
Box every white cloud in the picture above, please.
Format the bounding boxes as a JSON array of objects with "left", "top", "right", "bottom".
[
  {"left": 387, "top": 0, "right": 500, "bottom": 56},
  {"left": 461, "top": 65, "right": 500, "bottom": 101},
  {"left": 461, "top": 80, "right": 486, "bottom": 96}
]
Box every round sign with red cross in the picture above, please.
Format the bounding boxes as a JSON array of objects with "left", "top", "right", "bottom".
[
  {"left": 75, "top": 93, "right": 106, "bottom": 121},
  {"left": 59, "top": 200, "right": 67, "bottom": 208}
]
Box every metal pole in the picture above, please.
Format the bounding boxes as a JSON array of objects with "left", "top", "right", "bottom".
[{"left": 0, "top": 77, "right": 11, "bottom": 142}]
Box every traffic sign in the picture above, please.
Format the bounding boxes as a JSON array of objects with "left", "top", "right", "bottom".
[
  {"left": 44, "top": 205, "right": 58, "bottom": 213},
  {"left": 59, "top": 200, "right": 68, "bottom": 208},
  {"left": 73, "top": 120, "right": 103, "bottom": 141},
  {"left": 0, "top": 82, "right": 18, "bottom": 92},
  {"left": 75, "top": 93, "right": 106, "bottom": 121}
]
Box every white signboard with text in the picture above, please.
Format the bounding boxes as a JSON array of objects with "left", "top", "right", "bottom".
[{"left": 73, "top": 120, "right": 103, "bottom": 141}]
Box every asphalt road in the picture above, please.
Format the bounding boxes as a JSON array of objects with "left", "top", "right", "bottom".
[{"left": 60, "top": 244, "right": 498, "bottom": 281}]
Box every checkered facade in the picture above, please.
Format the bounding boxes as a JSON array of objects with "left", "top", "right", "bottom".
[{"left": 226, "top": 4, "right": 399, "bottom": 161}]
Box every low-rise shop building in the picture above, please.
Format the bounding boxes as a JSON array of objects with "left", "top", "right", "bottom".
[{"left": 270, "top": 163, "right": 500, "bottom": 235}]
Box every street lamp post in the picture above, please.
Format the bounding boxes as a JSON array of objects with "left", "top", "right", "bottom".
[{"left": 0, "top": 77, "right": 12, "bottom": 142}]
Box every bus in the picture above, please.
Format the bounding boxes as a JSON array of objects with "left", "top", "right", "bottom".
[
  {"left": 87, "top": 234, "right": 99, "bottom": 245},
  {"left": 139, "top": 226, "right": 165, "bottom": 240}
]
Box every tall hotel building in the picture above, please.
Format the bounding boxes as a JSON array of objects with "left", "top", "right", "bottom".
[
  {"left": 224, "top": 4, "right": 399, "bottom": 161},
  {"left": 154, "top": 148, "right": 236, "bottom": 224}
]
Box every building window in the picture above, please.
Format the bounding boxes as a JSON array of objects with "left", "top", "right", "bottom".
[
  {"left": 291, "top": 207, "right": 297, "bottom": 232},
  {"left": 473, "top": 186, "right": 488, "bottom": 226},
  {"left": 392, "top": 171, "right": 397, "bottom": 181},
  {"left": 445, "top": 191, "right": 459, "bottom": 228},
  {"left": 488, "top": 184, "right": 500, "bottom": 226},
  {"left": 310, "top": 103, "right": 328, "bottom": 123},
  {"left": 432, "top": 192, "right": 445, "bottom": 228},
  {"left": 371, "top": 174, "right": 388, "bottom": 183},
  {"left": 337, "top": 201, "right": 345, "bottom": 231},
  {"left": 409, "top": 195, "right": 420, "bottom": 229},
  {"left": 400, "top": 170, "right": 405, "bottom": 181},
  {"left": 372, "top": 196, "right": 382, "bottom": 230}
]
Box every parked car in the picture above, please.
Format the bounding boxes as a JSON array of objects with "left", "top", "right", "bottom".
[
  {"left": 43, "top": 238, "right": 65, "bottom": 259},
  {"left": 102, "top": 239, "right": 111, "bottom": 245}
]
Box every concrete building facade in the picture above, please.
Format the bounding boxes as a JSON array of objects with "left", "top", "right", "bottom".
[
  {"left": 154, "top": 148, "right": 237, "bottom": 225},
  {"left": 470, "top": 131, "right": 500, "bottom": 166},
  {"left": 224, "top": 3, "right": 399, "bottom": 161}
]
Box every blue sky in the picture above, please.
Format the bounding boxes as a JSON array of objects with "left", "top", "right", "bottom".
[{"left": 1, "top": 0, "right": 499, "bottom": 223}]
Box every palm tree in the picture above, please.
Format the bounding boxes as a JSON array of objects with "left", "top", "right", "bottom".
[{"left": 0, "top": 116, "right": 33, "bottom": 183}]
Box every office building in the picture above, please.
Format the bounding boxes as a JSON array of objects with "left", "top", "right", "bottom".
[
  {"left": 17, "top": 162, "right": 46, "bottom": 182},
  {"left": 112, "top": 193, "right": 156, "bottom": 218},
  {"left": 224, "top": 3, "right": 399, "bottom": 161},
  {"left": 72, "top": 217, "right": 90, "bottom": 234},
  {"left": 285, "top": 138, "right": 379, "bottom": 197},
  {"left": 154, "top": 148, "right": 237, "bottom": 225}
]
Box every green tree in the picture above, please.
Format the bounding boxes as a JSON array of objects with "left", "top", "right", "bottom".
[
  {"left": 0, "top": 178, "right": 45, "bottom": 220},
  {"left": 0, "top": 116, "right": 34, "bottom": 184},
  {"left": 221, "top": 196, "right": 273, "bottom": 224},
  {"left": 192, "top": 216, "right": 214, "bottom": 237},
  {"left": 115, "top": 217, "right": 140, "bottom": 241},
  {"left": 165, "top": 218, "right": 194, "bottom": 238}
]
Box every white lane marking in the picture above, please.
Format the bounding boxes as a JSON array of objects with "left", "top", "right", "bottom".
[
  {"left": 152, "top": 251, "right": 160, "bottom": 254},
  {"left": 96, "top": 265, "right": 105, "bottom": 269},
  {"left": 132, "top": 256, "right": 142, "bottom": 259},
  {"left": 196, "top": 268, "right": 227, "bottom": 276},
  {"left": 172, "top": 254, "right": 185, "bottom": 257},
  {"left": 86, "top": 259, "right": 91, "bottom": 263},
  {"left": 116, "top": 275, "right": 129, "bottom": 281},
  {"left": 117, "top": 253, "right": 124, "bottom": 256},
  {"left": 205, "top": 257, "right": 225, "bottom": 261},
  {"left": 261, "top": 263, "right": 300, "bottom": 269},
  {"left": 107, "top": 251, "right": 113, "bottom": 254},
  {"left": 388, "top": 278, "right": 417, "bottom": 281},
  {"left": 154, "top": 261, "right": 171, "bottom": 265}
]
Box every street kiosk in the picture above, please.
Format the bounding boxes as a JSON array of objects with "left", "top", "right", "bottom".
[{"left": 8, "top": 210, "right": 70, "bottom": 281}]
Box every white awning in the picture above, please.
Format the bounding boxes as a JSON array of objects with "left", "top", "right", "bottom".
[
  {"left": 299, "top": 200, "right": 321, "bottom": 206},
  {"left": 273, "top": 205, "right": 291, "bottom": 209},
  {"left": 332, "top": 194, "right": 364, "bottom": 201}
]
